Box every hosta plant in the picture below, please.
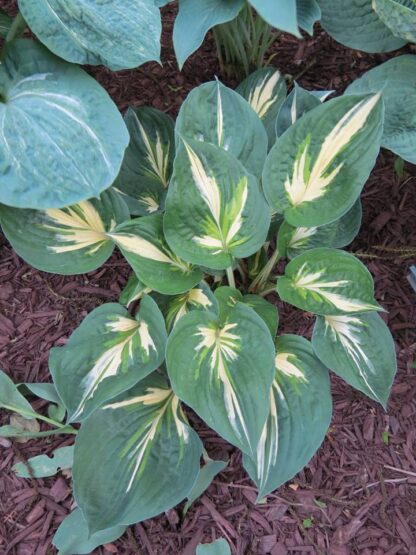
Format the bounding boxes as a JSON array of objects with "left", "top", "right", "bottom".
[{"left": 0, "top": 70, "right": 397, "bottom": 552}]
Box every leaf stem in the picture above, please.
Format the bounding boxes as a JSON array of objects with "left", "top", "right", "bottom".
[
  {"left": 5, "top": 12, "right": 26, "bottom": 43},
  {"left": 226, "top": 266, "right": 236, "bottom": 288}
]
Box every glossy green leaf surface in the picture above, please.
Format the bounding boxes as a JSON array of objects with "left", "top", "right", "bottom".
[
  {"left": 345, "top": 55, "right": 416, "bottom": 164},
  {"left": 0, "top": 40, "right": 129, "bottom": 209},
  {"left": 50, "top": 298, "right": 166, "bottom": 423},
  {"left": 175, "top": 81, "right": 268, "bottom": 177},
  {"left": 318, "top": 0, "right": 406, "bottom": 52},
  {"left": 166, "top": 303, "right": 275, "bottom": 456},
  {"left": 13, "top": 446, "right": 74, "bottom": 478},
  {"left": 312, "top": 312, "right": 397, "bottom": 407},
  {"left": 113, "top": 107, "right": 175, "bottom": 216},
  {"left": 249, "top": 0, "right": 300, "bottom": 36},
  {"left": 263, "top": 94, "right": 383, "bottom": 227},
  {"left": 373, "top": 0, "right": 416, "bottom": 43},
  {"left": 164, "top": 140, "right": 270, "bottom": 270},
  {"left": 243, "top": 335, "right": 332, "bottom": 497},
  {"left": 197, "top": 539, "right": 231, "bottom": 555},
  {"left": 173, "top": 0, "right": 244, "bottom": 68},
  {"left": 52, "top": 508, "right": 126, "bottom": 555},
  {"left": 277, "top": 248, "right": 381, "bottom": 315},
  {"left": 73, "top": 374, "right": 202, "bottom": 532},
  {"left": 0, "top": 190, "right": 129, "bottom": 274},
  {"left": 18, "top": 0, "right": 161, "bottom": 70},
  {"left": 110, "top": 214, "right": 203, "bottom": 294}
]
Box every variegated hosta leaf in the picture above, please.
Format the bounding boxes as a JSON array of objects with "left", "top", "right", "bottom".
[
  {"left": 119, "top": 274, "right": 152, "bottom": 306},
  {"left": 312, "top": 312, "right": 397, "bottom": 408},
  {"left": 49, "top": 298, "right": 167, "bottom": 422},
  {"left": 166, "top": 303, "right": 275, "bottom": 456},
  {"left": 263, "top": 94, "right": 383, "bottom": 227},
  {"left": 164, "top": 140, "right": 270, "bottom": 270},
  {"left": 214, "top": 286, "right": 243, "bottom": 322},
  {"left": 236, "top": 68, "right": 287, "bottom": 147},
  {"left": 275, "top": 82, "right": 322, "bottom": 137},
  {"left": 297, "top": 0, "right": 321, "bottom": 34},
  {"left": 175, "top": 81, "right": 268, "bottom": 177},
  {"left": 243, "top": 335, "right": 332, "bottom": 497},
  {"left": 318, "top": 0, "right": 406, "bottom": 52},
  {"left": 73, "top": 374, "right": 202, "bottom": 533},
  {"left": 249, "top": 0, "right": 301, "bottom": 36},
  {"left": 109, "top": 214, "right": 203, "bottom": 294},
  {"left": 152, "top": 282, "right": 219, "bottom": 331},
  {"left": 0, "top": 189, "right": 129, "bottom": 275},
  {"left": 277, "top": 200, "right": 362, "bottom": 259},
  {"left": 345, "top": 55, "right": 416, "bottom": 164},
  {"left": 113, "top": 107, "right": 175, "bottom": 216},
  {"left": 373, "top": 0, "right": 416, "bottom": 43},
  {"left": 277, "top": 248, "right": 381, "bottom": 315}
]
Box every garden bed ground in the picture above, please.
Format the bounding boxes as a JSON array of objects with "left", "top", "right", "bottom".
[{"left": 0, "top": 3, "right": 416, "bottom": 554}]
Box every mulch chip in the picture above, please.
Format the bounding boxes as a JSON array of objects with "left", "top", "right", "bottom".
[{"left": 1, "top": 0, "right": 416, "bottom": 553}]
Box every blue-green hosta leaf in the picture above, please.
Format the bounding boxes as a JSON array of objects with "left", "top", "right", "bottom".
[
  {"left": 0, "top": 370, "right": 38, "bottom": 419},
  {"left": 166, "top": 303, "right": 275, "bottom": 456},
  {"left": 263, "top": 94, "right": 383, "bottom": 227},
  {"left": 13, "top": 446, "right": 74, "bottom": 478},
  {"left": 0, "top": 190, "right": 129, "bottom": 275},
  {"left": 0, "top": 8, "right": 12, "bottom": 38},
  {"left": 175, "top": 81, "right": 268, "bottom": 177},
  {"left": 237, "top": 68, "right": 287, "bottom": 147},
  {"left": 20, "top": 383, "right": 63, "bottom": 405},
  {"left": 153, "top": 282, "right": 219, "bottom": 331},
  {"left": 312, "top": 312, "right": 397, "bottom": 408},
  {"left": 277, "top": 248, "right": 381, "bottom": 315},
  {"left": 73, "top": 374, "right": 202, "bottom": 532},
  {"left": 113, "top": 107, "right": 175, "bottom": 216},
  {"left": 18, "top": 0, "right": 161, "bottom": 70},
  {"left": 275, "top": 83, "right": 322, "bottom": 137},
  {"left": 164, "top": 140, "right": 270, "bottom": 270},
  {"left": 197, "top": 539, "right": 232, "bottom": 555},
  {"left": 50, "top": 298, "right": 167, "bottom": 422},
  {"left": 52, "top": 508, "right": 126, "bottom": 555},
  {"left": 278, "top": 200, "right": 362, "bottom": 259},
  {"left": 373, "top": 0, "right": 416, "bottom": 43},
  {"left": 184, "top": 458, "right": 228, "bottom": 514},
  {"left": 297, "top": 0, "right": 321, "bottom": 34},
  {"left": 0, "top": 40, "right": 129, "bottom": 210},
  {"left": 173, "top": 0, "right": 244, "bottom": 68},
  {"left": 249, "top": 0, "right": 301, "bottom": 36},
  {"left": 214, "top": 286, "right": 243, "bottom": 322},
  {"left": 317, "top": 0, "right": 406, "bottom": 52},
  {"left": 243, "top": 335, "right": 332, "bottom": 497},
  {"left": 109, "top": 214, "right": 203, "bottom": 295},
  {"left": 345, "top": 56, "right": 416, "bottom": 164},
  {"left": 119, "top": 274, "right": 152, "bottom": 306}
]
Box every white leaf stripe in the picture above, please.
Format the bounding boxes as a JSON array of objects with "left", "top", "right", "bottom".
[
  {"left": 285, "top": 94, "right": 381, "bottom": 206},
  {"left": 136, "top": 117, "right": 170, "bottom": 187},
  {"left": 247, "top": 71, "right": 282, "bottom": 118},
  {"left": 288, "top": 226, "right": 317, "bottom": 249},
  {"left": 216, "top": 83, "right": 224, "bottom": 147},
  {"left": 256, "top": 383, "right": 279, "bottom": 488},
  {"left": 275, "top": 352, "right": 307, "bottom": 381}
]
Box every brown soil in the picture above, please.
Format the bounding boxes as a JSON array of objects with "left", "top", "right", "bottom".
[{"left": 0, "top": 2, "right": 416, "bottom": 554}]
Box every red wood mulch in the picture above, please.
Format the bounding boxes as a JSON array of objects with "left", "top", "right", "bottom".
[{"left": 1, "top": 3, "right": 416, "bottom": 554}]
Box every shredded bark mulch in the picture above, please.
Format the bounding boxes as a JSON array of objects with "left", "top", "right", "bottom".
[{"left": 0, "top": 2, "right": 415, "bottom": 554}]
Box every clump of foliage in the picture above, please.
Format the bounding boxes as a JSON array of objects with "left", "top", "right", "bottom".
[{"left": 0, "top": 65, "right": 398, "bottom": 553}]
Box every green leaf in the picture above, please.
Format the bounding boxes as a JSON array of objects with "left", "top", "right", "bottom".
[
  {"left": 153, "top": 282, "right": 219, "bottom": 331},
  {"left": 312, "top": 312, "right": 397, "bottom": 408},
  {"left": 197, "top": 539, "right": 231, "bottom": 555},
  {"left": 249, "top": 0, "right": 301, "bottom": 36},
  {"left": 242, "top": 295, "right": 279, "bottom": 337},
  {"left": 263, "top": 94, "right": 383, "bottom": 227},
  {"left": 345, "top": 55, "right": 416, "bottom": 164},
  {"left": 276, "top": 248, "right": 381, "bottom": 315},
  {"left": 237, "top": 68, "right": 287, "bottom": 147},
  {"left": 277, "top": 200, "right": 362, "bottom": 259},
  {"left": 0, "top": 424, "right": 74, "bottom": 439},
  {"left": 0, "top": 370, "right": 38, "bottom": 420},
  {"left": 184, "top": 458, "right": 228, "bottom": 514},
  {"left": 373, "top": 0, "right": 416, "bottom": 43},
  {"left": 166, "top": 303, "right": 275, "bottom": 456},
  {"left": 18, "top": 0, "right": 161, "bottom": 70},
  {"left": 297, "top": 0, "right": 321, "bottom": 34},
  {"left": 173, "top": 0, "right": 244, "bottom": 68},
  {"left": 0, "top": 40, "right": 129, "bottom": 209},
  {"left": 73, "top": 374, "right": 202, "bottom": 532},
  {"left": 13, "top": 445, "right": 74, "bottom": 478},
  {"left": 110, "top": 214, "right": 203, "bottom": 294},
  {"left": 52, "top": 508, "right": 126, "bottom": 555},
  {"left": 119, "top": 274, "right": 152, "bottom": 306},
  {"left": 164, "top": 140, "right": 270, "bottom": 270},
  {"left": 243, "top": 335, "right": 332, "bottom": 497},
  {"left": 113, "top": 107, "right": 175, "bottom": 216},
  {"left": 318, "top": 0, "right": 406, "bottom": 52},
  {"left": 0, "top": 189, "right": 129, "bottom": 275},
  {"left": 19, "top": 382, "right": 62, "bottom": 405},
  {"left": 214, "top": 286, "right": 243, "bottom": 322},
  {"left": 0, "top": 8, "right": 12, "bottom": 38},
  {"left": 50, "top": 298, "right": 167, "bottom": 423},
  {"left": 275, "top": 82, "right": 322, "bottom": 137},
  {"left": 175, "top": 81, "right": 268, "bottom": 177}
]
